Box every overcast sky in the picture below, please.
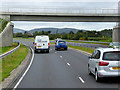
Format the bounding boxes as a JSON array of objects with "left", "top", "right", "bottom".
[
  {"left": 1, "top": 0, "right": 120, "bottom": 2},
  {"left": 1, "top": 0, "right": 119, "bottom": 31}
]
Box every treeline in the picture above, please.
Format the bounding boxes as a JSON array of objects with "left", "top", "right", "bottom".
[{"left": 14, "top": 29, "right": 112, "bottom": 42}]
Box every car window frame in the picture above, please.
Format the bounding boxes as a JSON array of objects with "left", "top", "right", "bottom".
[{"left": 92, "top": 50, "right": 101, "bottom": 59}]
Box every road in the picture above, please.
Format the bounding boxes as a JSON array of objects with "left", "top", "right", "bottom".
[
  {"left": 51, "top": 41, "right": 108, "bottom": 49},
  {"left": 14, "top": 40, "right": 119, "bottom": 88}
]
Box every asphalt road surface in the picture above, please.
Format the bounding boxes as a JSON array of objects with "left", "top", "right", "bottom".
[{"left": 14, "top": 40, "right": 119, "bottom": 88}]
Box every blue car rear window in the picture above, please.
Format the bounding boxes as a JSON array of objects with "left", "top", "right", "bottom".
[{"left": 58, "top": 41, "right": 66, "bottom": 44}]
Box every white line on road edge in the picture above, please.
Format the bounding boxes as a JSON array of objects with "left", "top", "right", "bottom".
[
  {"left": 13, "top": 47, "right": 35, "bottom": 89},
  {"left": 60, "top": 56, "right": 63, "bottom": 58},
  {"left": 79, "top": 77, "right": 85, "bottom": 83},
  {"left": 67, "top": 63, "right": 70, "bottom": 66}
]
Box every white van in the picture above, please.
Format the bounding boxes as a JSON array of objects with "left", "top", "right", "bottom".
[{"left": 33, "top": 35, "right": 50, "bottom": 53}]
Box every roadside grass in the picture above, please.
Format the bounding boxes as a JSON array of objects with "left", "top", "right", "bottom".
[
  {"left": 66, "top": 40, "right": 109, "bottom": 45},
  {"left": 50, "top": 42, "right": 94, "bottom": 54},
  {"left": 68, "top": 44, "right": 94, "bottom": 54},
  {"left": 0, "top": 44, "right": 28, "bottom": 82},
  {"left": 50, "top": 42, "right": 55, "bottom": 45},
  {"left": 0, "top": 43, "right": 18, "bottom": 55}
]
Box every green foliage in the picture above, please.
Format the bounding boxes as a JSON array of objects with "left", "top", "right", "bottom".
[
  {"left": 0, "top": 44, "right": 28, "bottom": 82},
  {"left": 68, "top": 44, "right": 94, "bottom": 54},
  {"left": 0, "top": 43, "right": 18, "bottom": 54},
  {"left": 0, "top": 18, "right": 9, "bottom": 33},
  {"left": 14, "top": 29, "right": 112, "bottom": 42}
]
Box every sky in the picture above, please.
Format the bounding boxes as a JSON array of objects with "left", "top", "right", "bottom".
[
  {"left": 1, "top": 0, "right": 119, "bottom": 31},
  {"left": 1, "top": 0, "right": 120, "bottom": 2}
]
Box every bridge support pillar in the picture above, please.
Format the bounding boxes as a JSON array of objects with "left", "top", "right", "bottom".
[
  {"left": 0, "top": 15, "right": 10, "bottom": 21},
  {"left": 112, "top": 25, "right": 120, "bottom": 42},
  {"left": 0, "top": 22, "right": 14, "bottom": 47}
]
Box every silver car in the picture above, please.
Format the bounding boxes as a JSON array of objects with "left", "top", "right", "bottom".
[{"left": 88, "top": 48, "right": 120, "bottom": 82}]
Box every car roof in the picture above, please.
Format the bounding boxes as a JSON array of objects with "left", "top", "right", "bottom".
[{"left": 96, "top": 48, "right": 120, "bottom": 52}]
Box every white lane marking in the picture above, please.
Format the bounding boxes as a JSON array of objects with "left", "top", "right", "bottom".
[
  {"left": 79, "top": 77, "right": 85, "bottom": 83},
  {"left": 67, "top": 63, "right": 70, "bottom": 66},
  {"left": 60, "top": 56, "right": 63, "bottom": 58},
  {"left": 55, "top": 52, "right": 57, "bottom": 53},
  {"left": 50, "top": 49, "right": 52, "bottom": 51},
  {"left": 14, "top": 47, "right": 35, "bottom": 89}
]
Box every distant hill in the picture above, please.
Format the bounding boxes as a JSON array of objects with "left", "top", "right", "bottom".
[
  {"left": 13, "top": 28, "right": 87, "bottom": 34},
  {"left": 28, "top": 28, "right": 86, "bottom": 34},
  {"left": 13, "top": 28, "right": 25, "bottom": 34}
]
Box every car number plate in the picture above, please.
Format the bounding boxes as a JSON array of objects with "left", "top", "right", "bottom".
[
  {"left": 112, "top": 67, "right": 120, "bottom": 70},
  {"left": 37, "top": 46, "right": 41, "bottom": 48}
]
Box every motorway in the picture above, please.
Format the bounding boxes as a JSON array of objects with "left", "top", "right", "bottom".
[{"left": 14, "top": 40, "right": 119, "bottom": 88}]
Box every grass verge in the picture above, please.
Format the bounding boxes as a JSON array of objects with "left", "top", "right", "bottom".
[
  {"left": 66, "top": 40, "right": 109, "bottom": 45},
  {"left": 0, "top": 43, "right": 18, "bottom": 55},
  {"left": 0, "top": 44, "right": 28, "bottom": 82},
  {"left": 68, "top": 44, "right": 94, "bottom": 54},
  {"left": 50, "top": 42, "right": 94, "bottom": 54}
]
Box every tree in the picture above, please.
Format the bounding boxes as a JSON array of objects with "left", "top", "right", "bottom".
[
  {"left": 48, "top": 31, "right": 51, "bottom": 34},
  {"left": 15, "top": 33, "right": 23, "bottom": 37},
  {"left": 69, "top": 31, "right": 74, "bottom": 35}
]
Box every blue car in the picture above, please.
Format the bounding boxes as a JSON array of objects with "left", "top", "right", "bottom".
[{"left": 55, "top": 40, "right": 67, "bottom": 50}]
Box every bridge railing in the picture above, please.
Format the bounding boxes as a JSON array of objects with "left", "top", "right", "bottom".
[{"left": 0, "top": 8, "right": 118, "bottom": 15}]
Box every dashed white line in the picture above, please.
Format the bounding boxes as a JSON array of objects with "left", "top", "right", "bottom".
[
  {"left": 67, "top": 63, "right": 70, "bottom": 66},
  {"left": 60, "top": 56, "right": 63, "bottom": 58},
  {"left": 79, "top": 77, "right": 85, "bottom": 83},
  {"left": 55, "top": 52, "right": 57, "bottom": 53}
]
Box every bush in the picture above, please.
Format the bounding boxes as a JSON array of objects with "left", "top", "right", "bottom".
[{"left": 0, "top": 19, "right": 9, "bottom": 33}]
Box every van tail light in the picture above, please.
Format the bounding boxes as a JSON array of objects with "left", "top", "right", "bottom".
[
  {"left": 35, "top": 43, "right": 37, "bottom": 46},
  {"left": 99, "top": 61, "right": 109, "bottom": 66},
  {"left": 48, "top": 43, "right": 50, "bottom": 46}
]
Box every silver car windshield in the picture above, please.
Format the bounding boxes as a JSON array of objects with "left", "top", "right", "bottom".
[{"left": 103, "top": 51, "right": 120, "bottom": 61}]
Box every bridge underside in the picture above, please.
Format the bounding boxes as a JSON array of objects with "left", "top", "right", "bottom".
[{"left": 10, "top": 15, "right": 120, "bottom": 22}]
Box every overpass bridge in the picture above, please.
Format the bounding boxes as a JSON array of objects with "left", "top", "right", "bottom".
[
  {"left": 0, "top": 8, "right": 119, "bottom": 22},
  {"left": 0, "top": 8, "right": 120, "bottom": 47}
]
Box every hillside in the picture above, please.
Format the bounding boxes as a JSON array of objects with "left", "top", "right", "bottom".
[
  {"left": 28, "top": 28, "right": 86, "bottom": 34},
  {"left": 13, "top": 28, "right": 25, "bottom": 34},
  {"left": 13, "top": 28, "right": 86, "bottom": 34}
]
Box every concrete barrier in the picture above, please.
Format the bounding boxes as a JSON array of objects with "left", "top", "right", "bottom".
[{"left": 0, "top": 22, "right": 14, "bottom": 47}]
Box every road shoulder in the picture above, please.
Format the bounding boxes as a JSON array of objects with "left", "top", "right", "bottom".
[{"left": 1, "top": 47, "right": 32, "bottom": 89}]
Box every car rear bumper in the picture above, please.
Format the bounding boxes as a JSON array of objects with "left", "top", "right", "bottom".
[
  {"left": 98, "top": 70, "right": 120, "bottom": 77},
  {"left": 35, "top": 47, "right": 49, "bottom": 51},
  {"left": 56, "top": 46, "right": 67, "bottom": 49}
]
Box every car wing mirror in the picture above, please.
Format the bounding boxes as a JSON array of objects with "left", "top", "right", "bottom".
[{"left": 88, "top": 56, "right": 92, "bottom": 59}]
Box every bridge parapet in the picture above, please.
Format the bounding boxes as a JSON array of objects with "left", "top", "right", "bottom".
[{"left": 0, "top": 8, "right": 119, "bottom": 16}]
